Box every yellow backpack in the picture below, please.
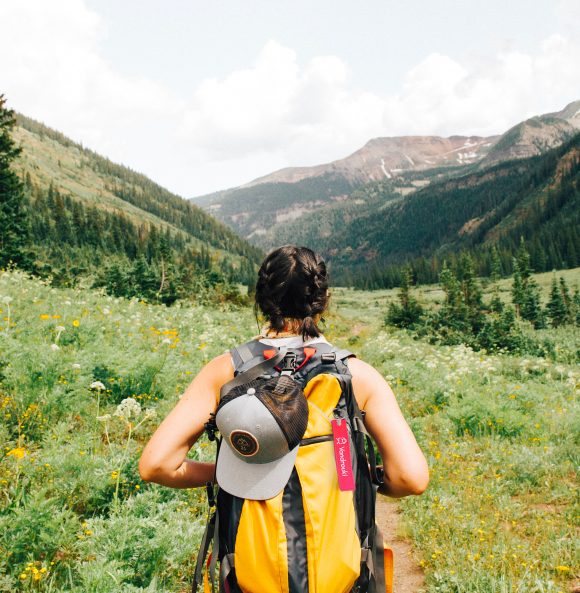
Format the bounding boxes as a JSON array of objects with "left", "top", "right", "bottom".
[{"left": 192, "top": 339, "right": 391, "bottom": 593}]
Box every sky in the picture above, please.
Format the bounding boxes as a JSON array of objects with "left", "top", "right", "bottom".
[{"left": 1, "top": 0, "right": 579, "bottom": 197}]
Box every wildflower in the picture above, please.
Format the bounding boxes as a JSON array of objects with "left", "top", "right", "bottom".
[
  {"left": 50, "top": 343, "right": 60, "bottom": 351},
  {"left": 96, "top": 414, "right": 111, "bottom": 421},
  {"left": 7, "top": 447, "right": 27, "bottom": 458},
  {"left": 72, "top": 319, "right": 80, "bottom": 327},
  {"left": 39, "top": 314, "right": 50, "bottom": 320},
  {"left": 55, "top": 325, "right": 65, "bottom": 332},
  {"left": 144, "top": 408, "right": 157, "bottom": 419},
  {"left": 103, "top": 307, "right": 110, "bottom": 315},
  {"left": 2, "top": 296, "right": 12, "bottom": 304},
  {"left": 162, "top": 338, "right": 172, "bottom": 345},
  {"left": 90, "top": 381, "right": 106, "bottom": 391},
  {"left": 72, "top": 363, "right": 81, "bottom": 369},
  {"left": 114, "top": 397, "right": 141, "bottom": 420}
]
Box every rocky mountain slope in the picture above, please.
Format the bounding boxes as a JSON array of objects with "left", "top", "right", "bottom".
[{"left": 193, "top": 100, "right": 580, "bottom": 253}]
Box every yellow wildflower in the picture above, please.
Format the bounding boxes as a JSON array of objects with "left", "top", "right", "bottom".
[{"left": 7, "top": 447, "right": 27, "bottom": 459}]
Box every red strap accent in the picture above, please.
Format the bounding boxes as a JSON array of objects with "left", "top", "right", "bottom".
[
  {"left": 295, "top": 346, "right": 316, "bottom": 371},
  {"left": 262, "top": 346, "right": 317, "bottom": 372}
]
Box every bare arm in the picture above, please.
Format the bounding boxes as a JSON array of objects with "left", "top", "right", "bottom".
[
  {"left": 138, "top": 352, "right": 234, "bottom": 488},
  {"left": 348, "top": 357, "right": 429, "bottom": 498}
]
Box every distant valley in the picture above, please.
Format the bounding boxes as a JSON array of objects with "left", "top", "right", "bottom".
[{"left": 192, "top": 100, "right": 580, "bottom": 285}]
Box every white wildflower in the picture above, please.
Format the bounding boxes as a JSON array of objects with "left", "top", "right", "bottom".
[
  {"left": 55, "top": 325, "right": 66, "bottom": 332},
  {"left": 72, "top": 363, "right": 81, "bottom": 369},
  {"left": 161, "top": 338, "right": 172, "bottom": 345},
  {"left": 96, "top": 414, "right": 111, "bottom": 421},
  {"left": 144, "top": 408, "right": 157, "bottom": 419},
  {"left": 114, "top": 397, "right": 141, "bottom": 420},
  {"left": 90, "top": 380, "right": 106, "bottom": 391},
  {"left": 103, "top": 307, "right": 110, "bottom": 315},
  {"left": 2, "top": 296, "right": 12, "bottom": 304},
  {"left": 50, "top": 343, "right": 60, "bottom": 351}
]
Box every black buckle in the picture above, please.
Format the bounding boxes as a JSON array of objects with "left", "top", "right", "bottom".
[
  {"left": 204, "top": 413, "right": 217, "bottom": 442},
  {"left": 280, "top": 352, "right": 298, "bottom": 373},
  {"left": 322, "top": 352, "right": 336, "bottom": 363}
]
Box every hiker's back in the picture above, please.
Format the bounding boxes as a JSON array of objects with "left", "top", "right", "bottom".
[{"left": 193, "top": 335, "right": 385, "bottom": 593}]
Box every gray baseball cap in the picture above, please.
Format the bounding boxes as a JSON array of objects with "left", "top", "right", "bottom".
[{"left": 215, "top": 375, "right": 309, "bottom": 500}]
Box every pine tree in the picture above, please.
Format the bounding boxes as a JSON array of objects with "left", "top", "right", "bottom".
[
  {"left": 0, "top": 94, "right": 32, "bottom": 269},
  {"left": 490, "top": 246, "right": 502, "bottom": 283},
  {"left": 558, "top": 277, "right": 573, "bottom": 324},
  {"left": 386, "top": 265, "right": 424, "bottom": 328},
  {"left": 452, "top": 252, "right": 485, "bottom": 333},
  {"left": 511, "top": 238, "right": 546, "bottom": 329},
  {"left": 545, "top": 276, "right": 567, "bottom": 327},
  {"left": 489, "top": 246, "right": 504, "bottom": 313}
]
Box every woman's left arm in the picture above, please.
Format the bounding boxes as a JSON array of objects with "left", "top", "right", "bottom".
[{"left": 138, "top": 352, "right": 234, "bottom": 488}]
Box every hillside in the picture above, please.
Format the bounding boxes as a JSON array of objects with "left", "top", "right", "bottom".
[
  {"left": 11, "top": 114, "right": 263, "bottom": 295},
  {"left": 322, "top": 133, "right": 580, "bottom": 286},
  {"left": 193, "top": 100, "right": 580, "bottom": 257}
]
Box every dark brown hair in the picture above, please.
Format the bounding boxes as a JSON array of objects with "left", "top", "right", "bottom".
[{"left": 255, "top": 245, "right": 329, "bottom": 340}]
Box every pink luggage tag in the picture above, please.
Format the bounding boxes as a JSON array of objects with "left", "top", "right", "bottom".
[{"left": 331, "top": 418, "right": 355, "bottom": 491}]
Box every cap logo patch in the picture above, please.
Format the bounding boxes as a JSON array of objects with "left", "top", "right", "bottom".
[{"left": 230, "top": 430, "right": 259, "bottom": 457}]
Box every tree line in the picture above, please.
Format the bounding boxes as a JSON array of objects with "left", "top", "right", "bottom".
[
  {"left": 386, "top": 240, "right": 580, "bottom": 358},
  {"left": 0, "top": 95, "right": 257, "bottom": 305}
]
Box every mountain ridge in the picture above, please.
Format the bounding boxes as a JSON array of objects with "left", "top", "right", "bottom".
[{"left": 191, "top": 99, "right": 580, "bottom": 258}]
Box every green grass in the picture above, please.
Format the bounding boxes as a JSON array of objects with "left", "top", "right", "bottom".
[{"left": 0, "top": 268, "right": 578, "bottom": 592}]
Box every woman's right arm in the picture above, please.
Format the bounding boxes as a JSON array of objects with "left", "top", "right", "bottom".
[
  {"left": 348, "top": 357, "right": 429, "bottom": 498},
  {"left": 138, "top": 352, "right": 234, "bottom": 488}
]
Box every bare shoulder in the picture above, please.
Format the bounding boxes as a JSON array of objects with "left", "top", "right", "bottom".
[
  {"left": 206, "top": 351, "right": 235, "bottom": 378},
  {"left": 346, "top": 356, "right": 393, "bottom": 410},
  {"left": 178, "top": 351, "right": 234, "bottom": 408}
]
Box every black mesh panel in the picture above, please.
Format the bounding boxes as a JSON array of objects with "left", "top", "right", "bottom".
[{"left": 255, "top": 375, "right": 309, "bottom": 448}]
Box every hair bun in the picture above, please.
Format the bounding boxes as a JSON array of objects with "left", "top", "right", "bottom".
[{"left": 254, "top": 245, "right": 329, "bottom": 341}]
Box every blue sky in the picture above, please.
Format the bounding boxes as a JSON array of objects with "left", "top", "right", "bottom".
[{"left": 1, "top": 0, "right": 579, "bottom": 196}]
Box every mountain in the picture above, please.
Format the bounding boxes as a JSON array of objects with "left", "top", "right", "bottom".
[
  {"left": 192, "top": 100, "right": 580, "bottom": 253},
  {"left": 324, "top": 133, "right": 580, "bottom": 287},
  {"left": 12, "top": 114, "right": 263, "bottom": 295},
  {"left": 481, "top": 100, "right": 580, "bottom": 166}
]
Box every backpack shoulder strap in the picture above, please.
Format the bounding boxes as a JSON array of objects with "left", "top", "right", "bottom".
[{"left": 229, "top": 339, "right": 270, "bottom": 374}]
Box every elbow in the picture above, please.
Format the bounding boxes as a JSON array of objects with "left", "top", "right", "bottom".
[
  {"left": 403, "top": 466, "right": 430, "bottom": 495},
  {"left": 391, "top": 464, "right": 430, "bottom": 496},
  {"left": 407, "top": 474, "right": 429, "bottom": 495},
  {"left": 138, "top": 455, "right": 160, "bottom": 483}
]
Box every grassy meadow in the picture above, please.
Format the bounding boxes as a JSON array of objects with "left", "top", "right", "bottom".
[{"left": 0, "top": 267, "right": 578, "bottom": 592}]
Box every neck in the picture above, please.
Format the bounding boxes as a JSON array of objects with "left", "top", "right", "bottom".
[{"left": 261, "top": 320, "right": 302, "bottom": 338}]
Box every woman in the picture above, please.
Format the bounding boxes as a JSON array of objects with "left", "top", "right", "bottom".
[
  {"left": 138, "top": 244, "right": 429, "bottom": 497},
  {"left": 139, "top": 245, "right": 429, "bottom": 593}
]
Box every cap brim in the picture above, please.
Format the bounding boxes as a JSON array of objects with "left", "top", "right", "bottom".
[{"left": 216, "top": 442, "right": 299, "bottom": 500}]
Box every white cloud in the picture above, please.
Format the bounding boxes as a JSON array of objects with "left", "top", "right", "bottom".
[
  {"left": 0, "top": 0, "right": 182, "bottom": 181},
  {"left": 0, "top": 0, "right": 579, "bottom": 197},
  {"left": 382, "top": 36, "right": 580, "bottom": 137},
  {"left": 179, "top": 40, "right": 383, "bottom": 164}
]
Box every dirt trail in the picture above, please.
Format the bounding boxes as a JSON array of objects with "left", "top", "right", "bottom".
[{"left": 375, "top": 495, "right": 426, "bottom": 593}]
